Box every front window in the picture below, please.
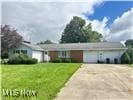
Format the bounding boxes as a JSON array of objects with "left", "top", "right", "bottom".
[
  {"left": 13, "top": 50, "right": 20, "bottom": 54},
  {"left": 21, "top": 50, "right": 27, "bottom": 55},
  {"left": 58, "top": 51, "right": 70, "bottom": 58},
  {"left": 13, "top": 50, "right": 27, "bottom": 55}
]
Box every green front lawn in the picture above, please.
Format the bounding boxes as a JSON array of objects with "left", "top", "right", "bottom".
[{"left": 2, "top": 63, "right": 81, "bottom": 100}]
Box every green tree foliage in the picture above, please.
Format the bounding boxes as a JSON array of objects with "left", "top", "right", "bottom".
[
  {"left": 60, "top": 16, "right": 103, "bottom": 43},
  {"left": 121, "top": 52, "right": 131, "bottom": 64},
  {"left": 83, "top": 23, "right": 102, "bottom": 42},
  {"left": 125, "top": 39, "right": 133, "bottom": 64},
  {"left": 60, "top": 16, "right": 86, "bottom": 43},
  {"left": 125, "top": 39, "right": 133, "bottom": 48},
  {"left": 37, "top": 40, "right": 55, "bottom": 44},
  {"left": 126, "top": 48, "right": 133, "bottom": 64}
]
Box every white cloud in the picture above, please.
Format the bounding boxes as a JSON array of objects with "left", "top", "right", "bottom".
[
  {"left": 89, "top": 17, "right": 110, "bottom": 37},
  {"left": 86, "top": 7, "right": 133, "bottom": 42},
  {"left": 0, "top": 0, "right": 101, "bottom": 2},
  {"left": 107, "top": 7, "right": 133, "bottom": 41},
  {"left": 2, "top": 1, "right": 102, "bottom": 43},
  {"left": 1, "top": 1, "right": 133, "bottom": 43}
]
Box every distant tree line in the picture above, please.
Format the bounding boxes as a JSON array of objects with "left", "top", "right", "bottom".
[{"left": 37, "top": 40, "right": 55, "bottom": 44}]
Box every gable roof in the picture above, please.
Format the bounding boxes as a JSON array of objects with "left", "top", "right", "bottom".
[
  {"left": 22, "top": 42, "right": 43, "bottom": 51},
  {"left": 38, "top": 42, "right": 126, "bottom": 51}
]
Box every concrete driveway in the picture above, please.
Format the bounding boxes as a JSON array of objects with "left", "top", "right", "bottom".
[{"left": 55, "top": 64, "right": 133, "bottom": 100}]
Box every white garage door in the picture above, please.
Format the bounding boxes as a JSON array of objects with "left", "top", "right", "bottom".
[
  {"left": 83, "top": 51, "right": 98, "bottom": 63},
  {"left": 32, "top": 51, "right": 43, "bottom": 62}
]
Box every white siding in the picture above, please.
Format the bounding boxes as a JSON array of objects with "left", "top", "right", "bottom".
[
  {"left": 101, "top": 50, "right": 124, "bottom": 63},
  {"left": 8, "top": 44, "right": 43, "bottom": 62},
  {"left": 83, "top": 50, "right": 125, "bottom": 63},
  {"left": 32, "top": 50, "right": 43, "bottom": 62},
  {"left": 9, "top": 44, "right": 32, "bottom": 59}
]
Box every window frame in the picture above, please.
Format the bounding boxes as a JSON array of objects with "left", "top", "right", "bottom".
[
  {"left": 14, "top": 50, "right": 20, "bottom": 54},
  {"left": 21, "top": 50, "right": 27, "bottom": 55},
  {"left": 58, "top": 51, "right": 70, "bottom": 58},
  {"left": 13, "top": 49, "right": 27, "bottom": 55}
]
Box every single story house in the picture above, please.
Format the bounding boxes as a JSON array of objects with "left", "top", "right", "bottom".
[{"left": 9, "top": 42, "right": 127, "bottom": 63}]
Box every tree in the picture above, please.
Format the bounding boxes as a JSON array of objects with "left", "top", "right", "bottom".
[
  {"left": 126, "top": 48, "right": 133, "bottom": 64},
  {"left": 37, "top": 40, "right": 54, "bottom": 44},
  {"left": 43, "top": 40, "right": 54, "bottom": 44},
  {"left": 60, "top": 16, "right": 86, "bottom": 43},
  {"left": 83, "top": 23, "right": 103, "bottom": 42},
  {"left": 125, "top": 39, "right": 133, "bottom": 48},
  {"left": 125, "top": 39, "right": 133, "bottom": 64},
  {"left": 60, "top": 16, "right": 103, "bottom": 43},
  {"left": 1, "top": 25, "right": 23, "bottom": 58},
  {"left": 121, "top": 52, "right": 131, "bottom": 64}
]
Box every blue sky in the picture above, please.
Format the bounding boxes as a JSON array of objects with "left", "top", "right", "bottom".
[{"left": 85, "top": 1, "right": 133, "bottom": 27}]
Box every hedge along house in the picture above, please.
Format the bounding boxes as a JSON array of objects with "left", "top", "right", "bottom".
[{"left": 9, "top": 42, "right": 127, "bottom": 63}]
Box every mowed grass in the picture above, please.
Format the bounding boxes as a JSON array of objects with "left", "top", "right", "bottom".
[
  {"left": 2, "top": 63, "right": 81, "bottom": 100},
  {"left": 128, "top": 64, "right": 133, "bottom": 67}
]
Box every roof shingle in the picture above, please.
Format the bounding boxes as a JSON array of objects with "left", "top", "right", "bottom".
[{"left": 38, "top": 42, "right": 126, "bottom": 51}]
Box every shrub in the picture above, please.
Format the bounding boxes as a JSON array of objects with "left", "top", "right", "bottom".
[
  {"left": 121, "top": 52, "right": 131, "bottom": 64},
  {"left": 71, "top": 59, "right": 79, "bottom": 63},
  {"left": 1, "top": 52, "right": 8, "bottom": 59},
  {"left": 51, "top": 58, "right": 71, "bottom": 63},
  {"left": 8, "top": 54, "right": 38, "bottom": 64},
  {"left": 23, "top": 58, "right": 38, "bottom": 64},
  {"left": 62, "top": 58, "right": 72, "bottom": 63},
  {"left": 126, "top": 48, "right": 133, "bottom": 64},
  {"left": 51, "top": 58, "right": 79, "bottom": 63},
  {"left": 51, "top": 58, "right": 62, "bottom": 63},
  {"left": 1, "top": 59, "right": 8, "bottom": 64},
  {"left": 8, "top": 54, "right": 21, "bottom": 64}
]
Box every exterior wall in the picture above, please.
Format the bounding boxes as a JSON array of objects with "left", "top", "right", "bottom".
[
  {"left": 9, "top": 43, "right": 125, "bottom": 63},
  {"left": 48, "top": 50, "right": 83, "bottom": 62},
  {"left": 32, "top": 50, "right": 43, "bottom": 62},
  {"left": 8, "top": 44, "right": 43, "bottom": 62},
  {"left": 100, "top": 50, "right": 125, "bottom": 63},
  {"left": 70, "top": 50, "right": 83, "bottom": 62},
  {"left": 83, "top": 50, "right": 125, "bottom": 63},
  {"left": 8, "top": 44, "right": 32, "bottom": 59},
  {"left": 49, "top": 51, "right": 58, "bottom": 61}
]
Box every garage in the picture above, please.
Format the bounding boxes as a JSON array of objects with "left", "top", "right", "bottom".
[
  {"left": 83, "top": 50, "right": 99, "bottom": 63},
  {"left": 83, "top": 50, "right": 124, "bottom": 63}
]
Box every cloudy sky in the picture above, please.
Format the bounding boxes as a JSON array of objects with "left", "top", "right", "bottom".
[{"left": 1, "top": 0, "right": 133, "bottom": 43}]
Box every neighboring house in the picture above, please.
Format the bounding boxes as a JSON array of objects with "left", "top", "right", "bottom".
[{"left": 9, "top": 42, "right": 127, "bottom": 63}]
